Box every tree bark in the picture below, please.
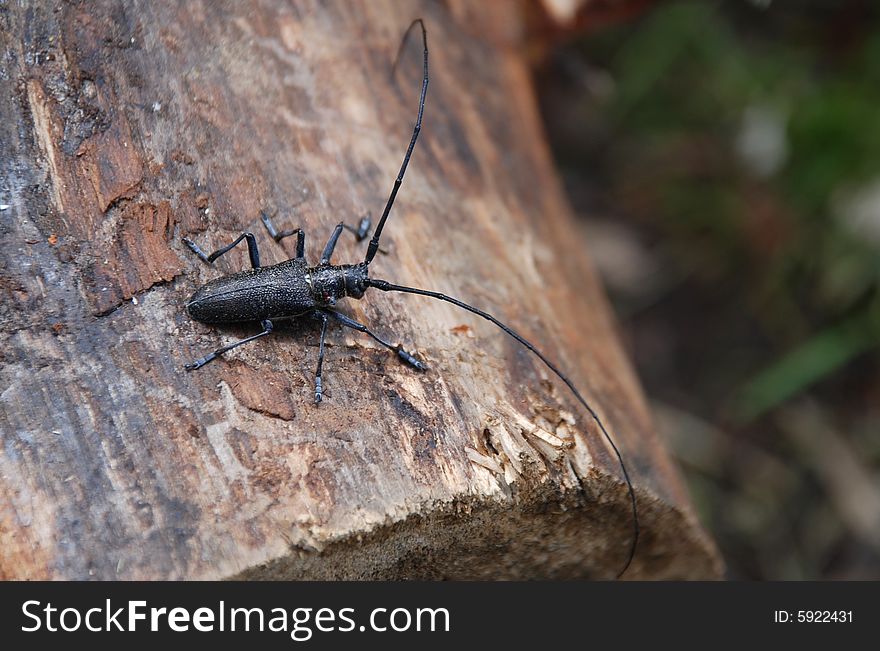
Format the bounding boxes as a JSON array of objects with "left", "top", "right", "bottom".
[{"left": 0, "top": 0, "right": 721, "bottom": 579}]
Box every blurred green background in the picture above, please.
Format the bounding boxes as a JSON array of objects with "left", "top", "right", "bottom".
[{"left": 536, "top": 0, "right": 880, "bottom": 579}]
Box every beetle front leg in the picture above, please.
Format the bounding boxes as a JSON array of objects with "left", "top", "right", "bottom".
[
  {"left": 319, "top": 223, "right": 345, "bottom": 265},
  {"left": 323, "top": 310, "right": 427, "bottom": 371},
  {"left": 185, "top": 320, "right": 274, "bottom": 370},
  {"left": 342, "top": 213, "right": 389, "bottom": 254},
  {"left": 342, "top": 214, "right": 371, "bottom": 241},
  {"left": 323, "top": 216, "right": 388, "bottom": 265}
]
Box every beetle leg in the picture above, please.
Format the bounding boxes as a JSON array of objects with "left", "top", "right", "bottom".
[
  {"left": 183, "top": 232, "right": 261, "bottom": 269},
  {"left": 323, "top": 310, "right": 427, "bottom": 371},
  {"left": 342, "top": 214, "right": 371, "bottom": 241},
  {"left": 184, "top": 320, "right": 274, "bottom": 370},
  {"left": 260, "top": 211, "right": 305, "bottom": 259},
  {"left": 314, "top": 312, "right": 329, "bottom": 404},
  {"left": 323, "top": 216, "right": 388, "bottom": 265},
  {"left": 319, "top": 223, "right": 345, "bottom": 265},
  {"left": 342, "top": 213, "right": 389, "bottom": 254},
  {"left": 262, "top": 212, "right": 381, "bottom": 265}
]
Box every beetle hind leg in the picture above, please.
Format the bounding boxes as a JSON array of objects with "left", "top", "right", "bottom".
[{"left": 185, "top": 320, "right": 274, "bottom": 370}]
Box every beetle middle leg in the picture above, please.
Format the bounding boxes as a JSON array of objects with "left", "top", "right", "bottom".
[
  {"left": 261, "top": 211, "right": 305, "bottom": 259},
  {"left": 183, "top": 232, "right": 262, "bottom": 269},
  {"left": 185, "top": 319, "right": 274, "bottom": 370},
  {"left": 323, "top": 310, "right": 426, "bottom": 370}
]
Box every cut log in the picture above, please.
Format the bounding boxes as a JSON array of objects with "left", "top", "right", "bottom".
[{"left": 0, "top": 0, "right": 721, "bottom": 579}]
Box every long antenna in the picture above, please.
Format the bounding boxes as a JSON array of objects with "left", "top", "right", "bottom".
[
  {"left": 366, "top": 278, "right": 639, "bottom": 578},
  {"left": 365, "top": 18, "right": 429, "bottom": 265}
]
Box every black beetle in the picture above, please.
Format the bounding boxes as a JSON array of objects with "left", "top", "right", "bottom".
[{"left": 181, "top": 19, "right": 639, "bottom": 577}]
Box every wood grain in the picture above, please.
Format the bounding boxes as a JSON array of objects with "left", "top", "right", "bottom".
[{"left": 0, "top": 0, "right": 721, "bottom": 579}]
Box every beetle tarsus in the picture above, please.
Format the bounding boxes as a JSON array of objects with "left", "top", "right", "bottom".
[
  {"left": 184, "top": 353, "right": 215, "bottom": 371},
  {"left": 182, "top": 237, "right": 210, "bottom": 263},
  {"left": 396, "top": 345, "right": 427, "bottom": 371}
]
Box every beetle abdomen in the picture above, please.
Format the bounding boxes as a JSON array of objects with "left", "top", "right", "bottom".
[{"left": 186, "top": 261, "right": 314, "bottom": 323}]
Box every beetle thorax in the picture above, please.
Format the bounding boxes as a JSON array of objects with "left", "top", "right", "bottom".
[{"left": 308, "top": 262, "right": 369, "bottom": 305}]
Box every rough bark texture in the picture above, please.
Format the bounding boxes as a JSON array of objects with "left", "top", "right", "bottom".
[{"left": 0, "top": 0, "right": 722, "bottom": 579}]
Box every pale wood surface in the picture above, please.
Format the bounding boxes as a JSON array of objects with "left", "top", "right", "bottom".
[{"left": 0, "top": 0, "right": 721, "bottom": 579}]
